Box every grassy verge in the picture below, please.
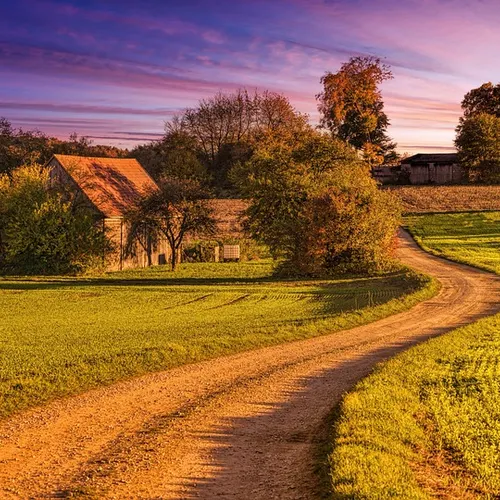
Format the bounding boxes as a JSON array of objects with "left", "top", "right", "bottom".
[
  {"left": 405, "top": 211, "right": 500, "bottom": 273},
  {"left": 329, "top": 213, "right": 500, "bottom": 498},
  {"left": 330, "top": 313, "right": 500, "bottom": 499},
  {"left": 0, "top": 260, "right": 436, "bottom": 420}
]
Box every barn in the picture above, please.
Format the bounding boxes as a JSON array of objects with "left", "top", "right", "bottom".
[
  {"left": 401, "top": 153, "right": 462, "bottom": 185},
  {"left": 46, "top": 154, "right": 171, "bottom": 271}
]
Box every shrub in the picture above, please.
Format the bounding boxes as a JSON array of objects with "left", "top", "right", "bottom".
[
  {"left": 0, "top": 165, "right": 111, "bottom": 274},
  {"left": 236, "top": 129, "right": 401, "bottom": 276}
]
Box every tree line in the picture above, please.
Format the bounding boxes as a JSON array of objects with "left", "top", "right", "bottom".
[
  {"left": 127, "top": 56, "right": 401, "bottom": 276},
  {"left": 8, "top": 55, "right": 500, "bottom": 276}
]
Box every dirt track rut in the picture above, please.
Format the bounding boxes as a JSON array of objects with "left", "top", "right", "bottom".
[{"left": 1, "top": 231, "right": 500, "bottom": 499}]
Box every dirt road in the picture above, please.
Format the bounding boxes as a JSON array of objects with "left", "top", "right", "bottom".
[{"left": 1, "top": 231, "right": 499, "bottom": 499}]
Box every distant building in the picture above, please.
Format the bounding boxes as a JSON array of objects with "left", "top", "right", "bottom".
[
  {"left": 47, "top": 154, "right": 170, "bottom": 271},
  {"left": 371, "top": 166, "right": 399, "bottom": 185},
  {"left": 401, "top": 153, "right": 462, "bottom": 185}
]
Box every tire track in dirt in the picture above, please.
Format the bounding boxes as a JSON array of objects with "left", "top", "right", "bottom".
[{"left": 1, "top": 230, "right": 499, "bottom": 499}]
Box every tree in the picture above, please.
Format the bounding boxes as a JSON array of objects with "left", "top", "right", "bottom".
[
  {"left": 455, "top": 113, "right": 500, "bottom": 182},
  {"left": 0, "top": 118, "right": 128, "bottom": 176},
  {"left": 236, "top": 127, "right": 401, "bottom": 276},
  {"left": 125, "top": 177, "right": 216, "bottom": 270},
  {"left": 0, "top": 118, "right": 51, "bottom": 174},
  {"left": 130, "top": 130, "right": 207, "bottom": 182},
  {"left": 460, "top": 82, "right": 500, "bottom": 119},
  {"left": 0, "top": 165, "right": 110, "bottom": 274},
  {"left": 317, "top": 56, "right": 398, "bottom": 167},
  {"left": 168, "top": 90, "right": 308, "bottom": 193},
  {"left": 455, "top": 82, "right": 500, "bottom": 182}
]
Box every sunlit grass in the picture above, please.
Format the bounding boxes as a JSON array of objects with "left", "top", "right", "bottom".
[
  {"left": 330, "top": 313, "right": 500, "bottom": 498},
  {"left": 405, "top": 211, "right": 500, "bottom": 273},
  {"left": 0, "top": 261, "right": 435, "bottom": 420}
]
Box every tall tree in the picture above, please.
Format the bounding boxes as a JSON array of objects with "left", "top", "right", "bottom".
[
  {"left": 317, "top": 56, "right": 398, "bottom": 166},
  {"left": 455, "top": 113, "right": 500, "bottom": 182},
  {"left": 130, "top": 130, "right": 207, "bottom": 182},
  {"left": 455, "top": 82, "right": 500, "bottom": 182},
  {"left": 168, "top": 90, "right": 308, "bottom": 193}
]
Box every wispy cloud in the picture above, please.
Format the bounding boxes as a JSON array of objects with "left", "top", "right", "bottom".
[{"left": 2, "top": 0, "right": 500, "bottom": 149}]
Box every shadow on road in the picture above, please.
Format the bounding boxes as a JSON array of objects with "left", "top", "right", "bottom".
[{"left": 175, "top": 292, "right": 500, "bottom": 499}]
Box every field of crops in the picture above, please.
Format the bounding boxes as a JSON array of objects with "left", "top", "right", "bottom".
[
  {"left": 405, "top": 211, "right": 500, "bottom": 273},
  {"left": 0, "top": 260, "right": 432, "bottom": 420},
  {"left": 329, "top": 212, "right": 500, "bottom": 498},
  {"left": 389, "top": 185, "right": 500, "bottom": 214}
]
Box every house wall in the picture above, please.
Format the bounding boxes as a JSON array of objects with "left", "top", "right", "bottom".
[
  {"left": 403, "top": 163, "right": 463, "bottom": 185},
  {"left": 104, "top": 218, "right": 171, "bottom": 271}
]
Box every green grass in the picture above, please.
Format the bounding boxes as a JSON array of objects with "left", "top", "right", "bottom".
[
  {"left": 405, "top": 211, "right": 500, "bottom": 273},
  {"left": 0, "top": 260, "right": 436, "bottom": 420},
  {"left": 330, "top": 313, "right": 500, "bottom": 499},
  {"left": 329, "top": 212, "right": 500, "bottom": 498}
]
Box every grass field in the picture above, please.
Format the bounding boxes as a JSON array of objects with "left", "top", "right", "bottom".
[
  {"left": 329, "top": 212, "right": 500, "bottom": 498},
  {"left": 405, "top": 211, "right": 500, "bottom": 273},
  {"left": 0, "top": 260, "right": 435, "bottom": 420}
]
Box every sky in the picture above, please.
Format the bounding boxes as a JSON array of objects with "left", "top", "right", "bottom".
[{"left": 1, "top": 0, "right": 500, "bottom": 153}]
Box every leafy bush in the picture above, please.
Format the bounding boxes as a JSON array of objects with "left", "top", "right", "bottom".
[
  {"left": 0, "top": 165, "right": 111, "bottom": 274},
  {"left": 236, "top": 128, "right": 401, "bottom": 276}
]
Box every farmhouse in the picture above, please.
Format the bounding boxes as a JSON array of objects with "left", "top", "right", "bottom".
[
  {"left": 46, "top": 154, "right": 170, "bottom": 271},
  {"left": 401, "top": 153, "right": 462, "bottom": 185}
]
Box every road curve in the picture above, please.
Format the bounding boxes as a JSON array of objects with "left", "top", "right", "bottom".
[{"left": 1, "top": 231, "right": 500, "bottom": 499}]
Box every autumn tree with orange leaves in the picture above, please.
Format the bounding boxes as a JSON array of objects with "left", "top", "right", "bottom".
[{"left": 317, "top": 56, "right": 398, "bottom": 167}]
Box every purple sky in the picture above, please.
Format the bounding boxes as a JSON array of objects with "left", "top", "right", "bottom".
[{"left": 1, "top": 0, "right": 500, "bottom": 153}]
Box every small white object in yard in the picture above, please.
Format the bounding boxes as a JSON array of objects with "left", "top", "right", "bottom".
[{"left": 223, "top": 245, "right": 240, "bottom": 261}]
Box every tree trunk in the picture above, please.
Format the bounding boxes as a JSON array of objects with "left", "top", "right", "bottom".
[
  {"left": 146, "top": 232, "right": 152, "bottom": 267},
  {"left": 171, "top": 246, "right": 177, "bottom": 271}
]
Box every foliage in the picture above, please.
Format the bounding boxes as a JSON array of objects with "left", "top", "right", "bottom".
[
  {"left": 0, "top": 118, "right": 51, "bottom": 174},
  {"left": 405, "top": 211, "right": 500, "bottom": 273},
  {"left": 130, "top": 129, "right": 207, "bottom": 182},
  {"left": 125, "top": 177, "right": 216, "bottom": 270},
  {"left": 161, "top": 90, "right": 308, "bottom": 193},
  {"left": 460, "top": 82, "right": 500, "bottom": 119},
  {"left": 0, "top": 165, "right": 110, "bottom": 274},
  {"left": 330, "top": 306, "right": 500, "bottom": 498},
  {"left": 455, "top": 82, "right": 500, "bottom": 182},
  {"left": 0, "top": 264, "right": 433, "bottom": 419},
  {"left": 455, "top": 112, "right": 500, "bottom": 182},
  {"left": 236, "top": 128, "right": 401, "bottom": 275},
  {"left": 389, "top": 185, "right": 500, "bottom": 213},
  {"left": 317, "top": 56, "right": 398, "bottom": 166},
  {"left": 182, "top": 240, "right": 220, "bottom": 263},
  {"left": 0, "top": 118, "right": 127, "bottom": 175}
]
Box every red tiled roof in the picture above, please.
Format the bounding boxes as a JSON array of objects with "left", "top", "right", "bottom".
[{"left": 52, "top": 154, "right": 157, "bottom": 217}]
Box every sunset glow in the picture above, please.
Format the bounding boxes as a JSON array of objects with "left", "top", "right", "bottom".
[{"left": 2, "top": 0, "right": 500, "bottom": 152}]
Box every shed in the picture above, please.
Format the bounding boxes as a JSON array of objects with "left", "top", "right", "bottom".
[
  {"left": 401, "top": 153, "right": 462, "bottom": 185},
  {"left": 46, "top": 154, "right": 171, "bottom": 271}
]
